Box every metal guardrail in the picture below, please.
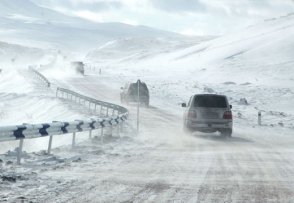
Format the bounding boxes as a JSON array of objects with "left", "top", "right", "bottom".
[
  {"left": 0, "top": 116, "right": 127, "bottom": 164},
  {"left": 0, "top": 67, "right": 129, "bottom": 164},
  {"left": 56, "top": 87, "right": 127, "bottom": 117},
  {"left": 28, "top": 66, "right": 50, "bottom": 88}
]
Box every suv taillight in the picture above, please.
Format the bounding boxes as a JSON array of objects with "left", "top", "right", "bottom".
[
  {"left": 187, "top": 110, "right": 197, "bottom": 118},
  {"left": 223, "top": 111, "right": 232, "bottom": 119}
]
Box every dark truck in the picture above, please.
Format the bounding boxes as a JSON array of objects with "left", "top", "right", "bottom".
[
  {"left": 70, "top": 61, "right": 84, "bottom": 75},
  {"left": 120, "top": 80, "right": 149, "bottom": 106}
]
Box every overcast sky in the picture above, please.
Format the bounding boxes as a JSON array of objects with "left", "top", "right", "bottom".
[{"left": 31, "top": 0, "right": 294, "bottom": 36}]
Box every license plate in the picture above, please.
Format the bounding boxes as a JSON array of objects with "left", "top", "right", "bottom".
[{"left": 202, "top": 111, "right": 219, "bottom": 118}]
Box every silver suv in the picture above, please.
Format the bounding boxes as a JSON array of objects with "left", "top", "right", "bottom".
[{"left": 182, "top": 94, "right": 233, "bottom": 137}]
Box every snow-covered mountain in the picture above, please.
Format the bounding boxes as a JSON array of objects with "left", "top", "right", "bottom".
[
  {"left": 0, "top": 0, "right": 184, "bottom": 52},
  {"left": 0, "top": 0, "right": 75, "bottom": 23}
]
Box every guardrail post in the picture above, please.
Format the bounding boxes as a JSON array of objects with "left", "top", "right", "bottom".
[
  {"left": 101, "top": 128, "right": 104, "bottom": 143},
  {"left": 47, "top": 136, "right": 53, "bottom": 155},
  {"left": 121, "top": 122, "right": 123, "bottom": 132},
  {"left": 95, "top": 104, "right": 97, "bottom": 113},
  {"left": 89, "top": 130, "right": 92, "bottom": 139},
  {"left": 106, "top": 107, "right": 109, "bottom": 116},
  {"left": 117, "top": 124, "right": 120, "bottom": 136},
  {"left": 17, "top": 139, "right": 24, "bottom": 165},
  {"left": 258, "top": 111, "right": 261, "bottom": 125},
  {"left": 100, "top": 105, "right": 103, "bottom": 116},
  {"left": 72, "top": 132, "right": 76, "bottom": 148}
]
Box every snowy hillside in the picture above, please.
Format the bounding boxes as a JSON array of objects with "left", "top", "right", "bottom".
[
  {"left": 86, "top": 13, "right": 294, "bottom": 84},
  {"left": 0, "top": 0, "right": 186, "bottom": 52},
  {"left": 0, "top": 0, "right": 87, "bottom": 26}
]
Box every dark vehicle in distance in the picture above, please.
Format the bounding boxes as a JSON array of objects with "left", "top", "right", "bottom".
[
  {"left": 120, "top": 80, "right": 149, "bottom": 106},
  {"left": 182, "top": 94, "right": 233, "bottom": 137},
  {"left": 70, "top": 61, "right": 84, "bottom": 75}
]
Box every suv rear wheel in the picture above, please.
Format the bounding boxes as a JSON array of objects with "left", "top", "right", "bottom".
[
  {"left": 183, "top": 122, "right": 193, "bottom": 134},
  {"left": 221, "top": 129, "right": 232, "bottom": 137}
]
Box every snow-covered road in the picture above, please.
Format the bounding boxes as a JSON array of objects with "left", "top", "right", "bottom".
[
  {"left": 49, "top": 136, "right": 294, "bottom": 203},
  {"left": 37, "top": 72, "right": 294, "bottom": 202}
]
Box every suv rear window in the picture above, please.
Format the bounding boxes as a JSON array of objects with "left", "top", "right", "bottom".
[
  {"left": 193, "top": 95, "right": 227, "bottom": 108},
  {"left": 129, "top": 83, "right": 149, "bottom": 95}
]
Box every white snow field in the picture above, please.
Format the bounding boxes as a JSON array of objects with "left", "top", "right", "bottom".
[{"left": 1, "top": 1, "right": 294, "bottom": 201}]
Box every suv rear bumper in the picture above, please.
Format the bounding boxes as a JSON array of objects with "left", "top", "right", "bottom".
[
  {"left": 126, "top": 95, "right": 149, "bottom": 102},
  {"left": 187, "top": 120, "right": 232, "bottom": 132}
]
